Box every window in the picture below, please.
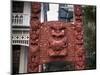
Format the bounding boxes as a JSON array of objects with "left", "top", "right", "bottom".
[
  {"left": 59, "top": 4, "right": 73, "bottom": 22},
  {"left": 43, "top": 3, "right": 49, "bottom": 21},
  {"left": 12, "top": 45, "right": 21, "bottom": 74},
  {"left": 12, "top": 2, "right": 24, "bottom": 13}
]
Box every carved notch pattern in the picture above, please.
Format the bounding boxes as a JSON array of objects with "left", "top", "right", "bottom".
[
  {"left": 28, "top": 2, "right": 41, "bottom": 72},
  {"left": 74, "top": 5, "right": 85, "bottom": 70},
  {"left": 28, "top": 4, "right": 86, "bottom": 72}
]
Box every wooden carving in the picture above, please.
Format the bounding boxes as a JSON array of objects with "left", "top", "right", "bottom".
[
  {"left": 74, "top": 5, "right": 85, "bottom": 70},
  {"left": 28, "top": 2, "right": 41, "bottom": 72},
  {"left": 28, "top": 3, "right": 85, "bottom": 72}
]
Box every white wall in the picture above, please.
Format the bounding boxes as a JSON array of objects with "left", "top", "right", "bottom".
[
  {"left": 47, "top": 4, "right": 59, "bottom": 21},
  {"left": 19, "top": 46, "right": 28, "bottom": 73},
  {"left": 23, "top": 2, "right": 31, "bottom": 26}
]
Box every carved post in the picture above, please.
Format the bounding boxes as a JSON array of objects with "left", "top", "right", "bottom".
[
  {"left": 74, "top": 5, "right": 86, "bottom": 70},
  {"left": 28, "top": 2, "right": 41, "bottom": 72}
]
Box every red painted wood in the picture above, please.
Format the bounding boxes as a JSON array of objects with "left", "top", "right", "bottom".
[{"left": 28, "top": 3, "right": 85, "bottom": 72}]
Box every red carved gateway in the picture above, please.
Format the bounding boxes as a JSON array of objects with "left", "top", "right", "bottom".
[{"left": 28, "top": 3, "right": 86, "bottom": 73}]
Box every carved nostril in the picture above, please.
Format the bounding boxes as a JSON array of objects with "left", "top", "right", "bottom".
[
  {"left": 59, "top": 35, "right": 64, "bottom": 38},
  {"left": 56, "top": 30, "right": 60, "bottom": 33}
]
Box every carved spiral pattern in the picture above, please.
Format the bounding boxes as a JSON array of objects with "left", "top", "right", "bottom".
[{"left": 28, "top": 4, "right": 86, "bottom": 72}]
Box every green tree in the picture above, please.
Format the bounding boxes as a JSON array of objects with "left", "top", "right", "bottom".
[{"left": 83, "top": 6, "right": 96, "bottom": 69}]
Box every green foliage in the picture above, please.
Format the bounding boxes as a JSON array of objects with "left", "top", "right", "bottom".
[
  {"left": 83, "top": 6, "right": 96, "bottom": 22},
  {"left": 83, "top": 6, "right": 96, "bottom": 69}
]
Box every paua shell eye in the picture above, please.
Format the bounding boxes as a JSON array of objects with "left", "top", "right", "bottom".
[{"left": 61, "top": 30, "right": 64, "bottom": 32}]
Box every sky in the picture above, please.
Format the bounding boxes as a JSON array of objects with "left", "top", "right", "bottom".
[
  {"left": 41, "top": 3, "right": 59, "bottom": 22},
  {"left": 47, "top": 4, "right": 59, "bottom": 21}
]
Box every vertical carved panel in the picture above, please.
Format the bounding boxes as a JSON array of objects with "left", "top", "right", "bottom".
[
  {"left": 28, "top": 2, "right": 41, "bottom": 72},
  {"left": 74, "top": 5, "right": 85, "bottom": 70}
]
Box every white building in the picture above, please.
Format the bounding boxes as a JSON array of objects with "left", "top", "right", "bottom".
[{"left": 12, "top": 1, "right": 31, "bottom": 73}]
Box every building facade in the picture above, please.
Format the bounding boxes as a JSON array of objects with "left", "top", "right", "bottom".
[{"left": 12, "top": 1, "right": 31, "bottom": 73}]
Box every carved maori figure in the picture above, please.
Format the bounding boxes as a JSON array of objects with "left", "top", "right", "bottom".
[
  {"left": 48, "top": 23, "right": 67, "bottom": 51},
  {"left": 74, "top": 5, "right": 85, "bottom": 70},
  {"left": 28, "top": 3, "right": 86, "bottom": 72},
  {"left": 28, "top": 2, "right": 41, "bottom": 72}
]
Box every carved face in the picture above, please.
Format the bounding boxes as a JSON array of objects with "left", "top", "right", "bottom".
[
  {"left": 50, "top": 23, "right": 66, "bottom": 40},
  {"left": 31, "top": 2, "right": 41, "bottom": 13},
  {"left": 47, "top": 22, "right": 68, "bottom": 56}
]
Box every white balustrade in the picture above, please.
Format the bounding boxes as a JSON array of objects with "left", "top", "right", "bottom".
[
  {"left": 12, "top": 13, "right": 30, "bottom": 26},
  {"left": 12, "top": 30, "right": 29, "bottom": 46}
]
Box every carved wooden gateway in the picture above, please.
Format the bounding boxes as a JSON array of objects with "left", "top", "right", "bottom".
[{"left": 28, "top": 2, "right": 86, "bottom": 73}]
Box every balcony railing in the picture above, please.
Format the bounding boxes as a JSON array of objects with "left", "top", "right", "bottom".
[
  {"left": 12, "top": 13, "right": 30, "bottom": 26},
  {"left": 12, "top": 30, "right": 29, "bottom": 46}
]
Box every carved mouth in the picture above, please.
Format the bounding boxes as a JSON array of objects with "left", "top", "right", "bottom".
[
  {"left": 52, "top": 35, "right": 65, "bottom": 40},
  {"left": 49, "top": 40, "right": 67, "bottom": 51}
]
